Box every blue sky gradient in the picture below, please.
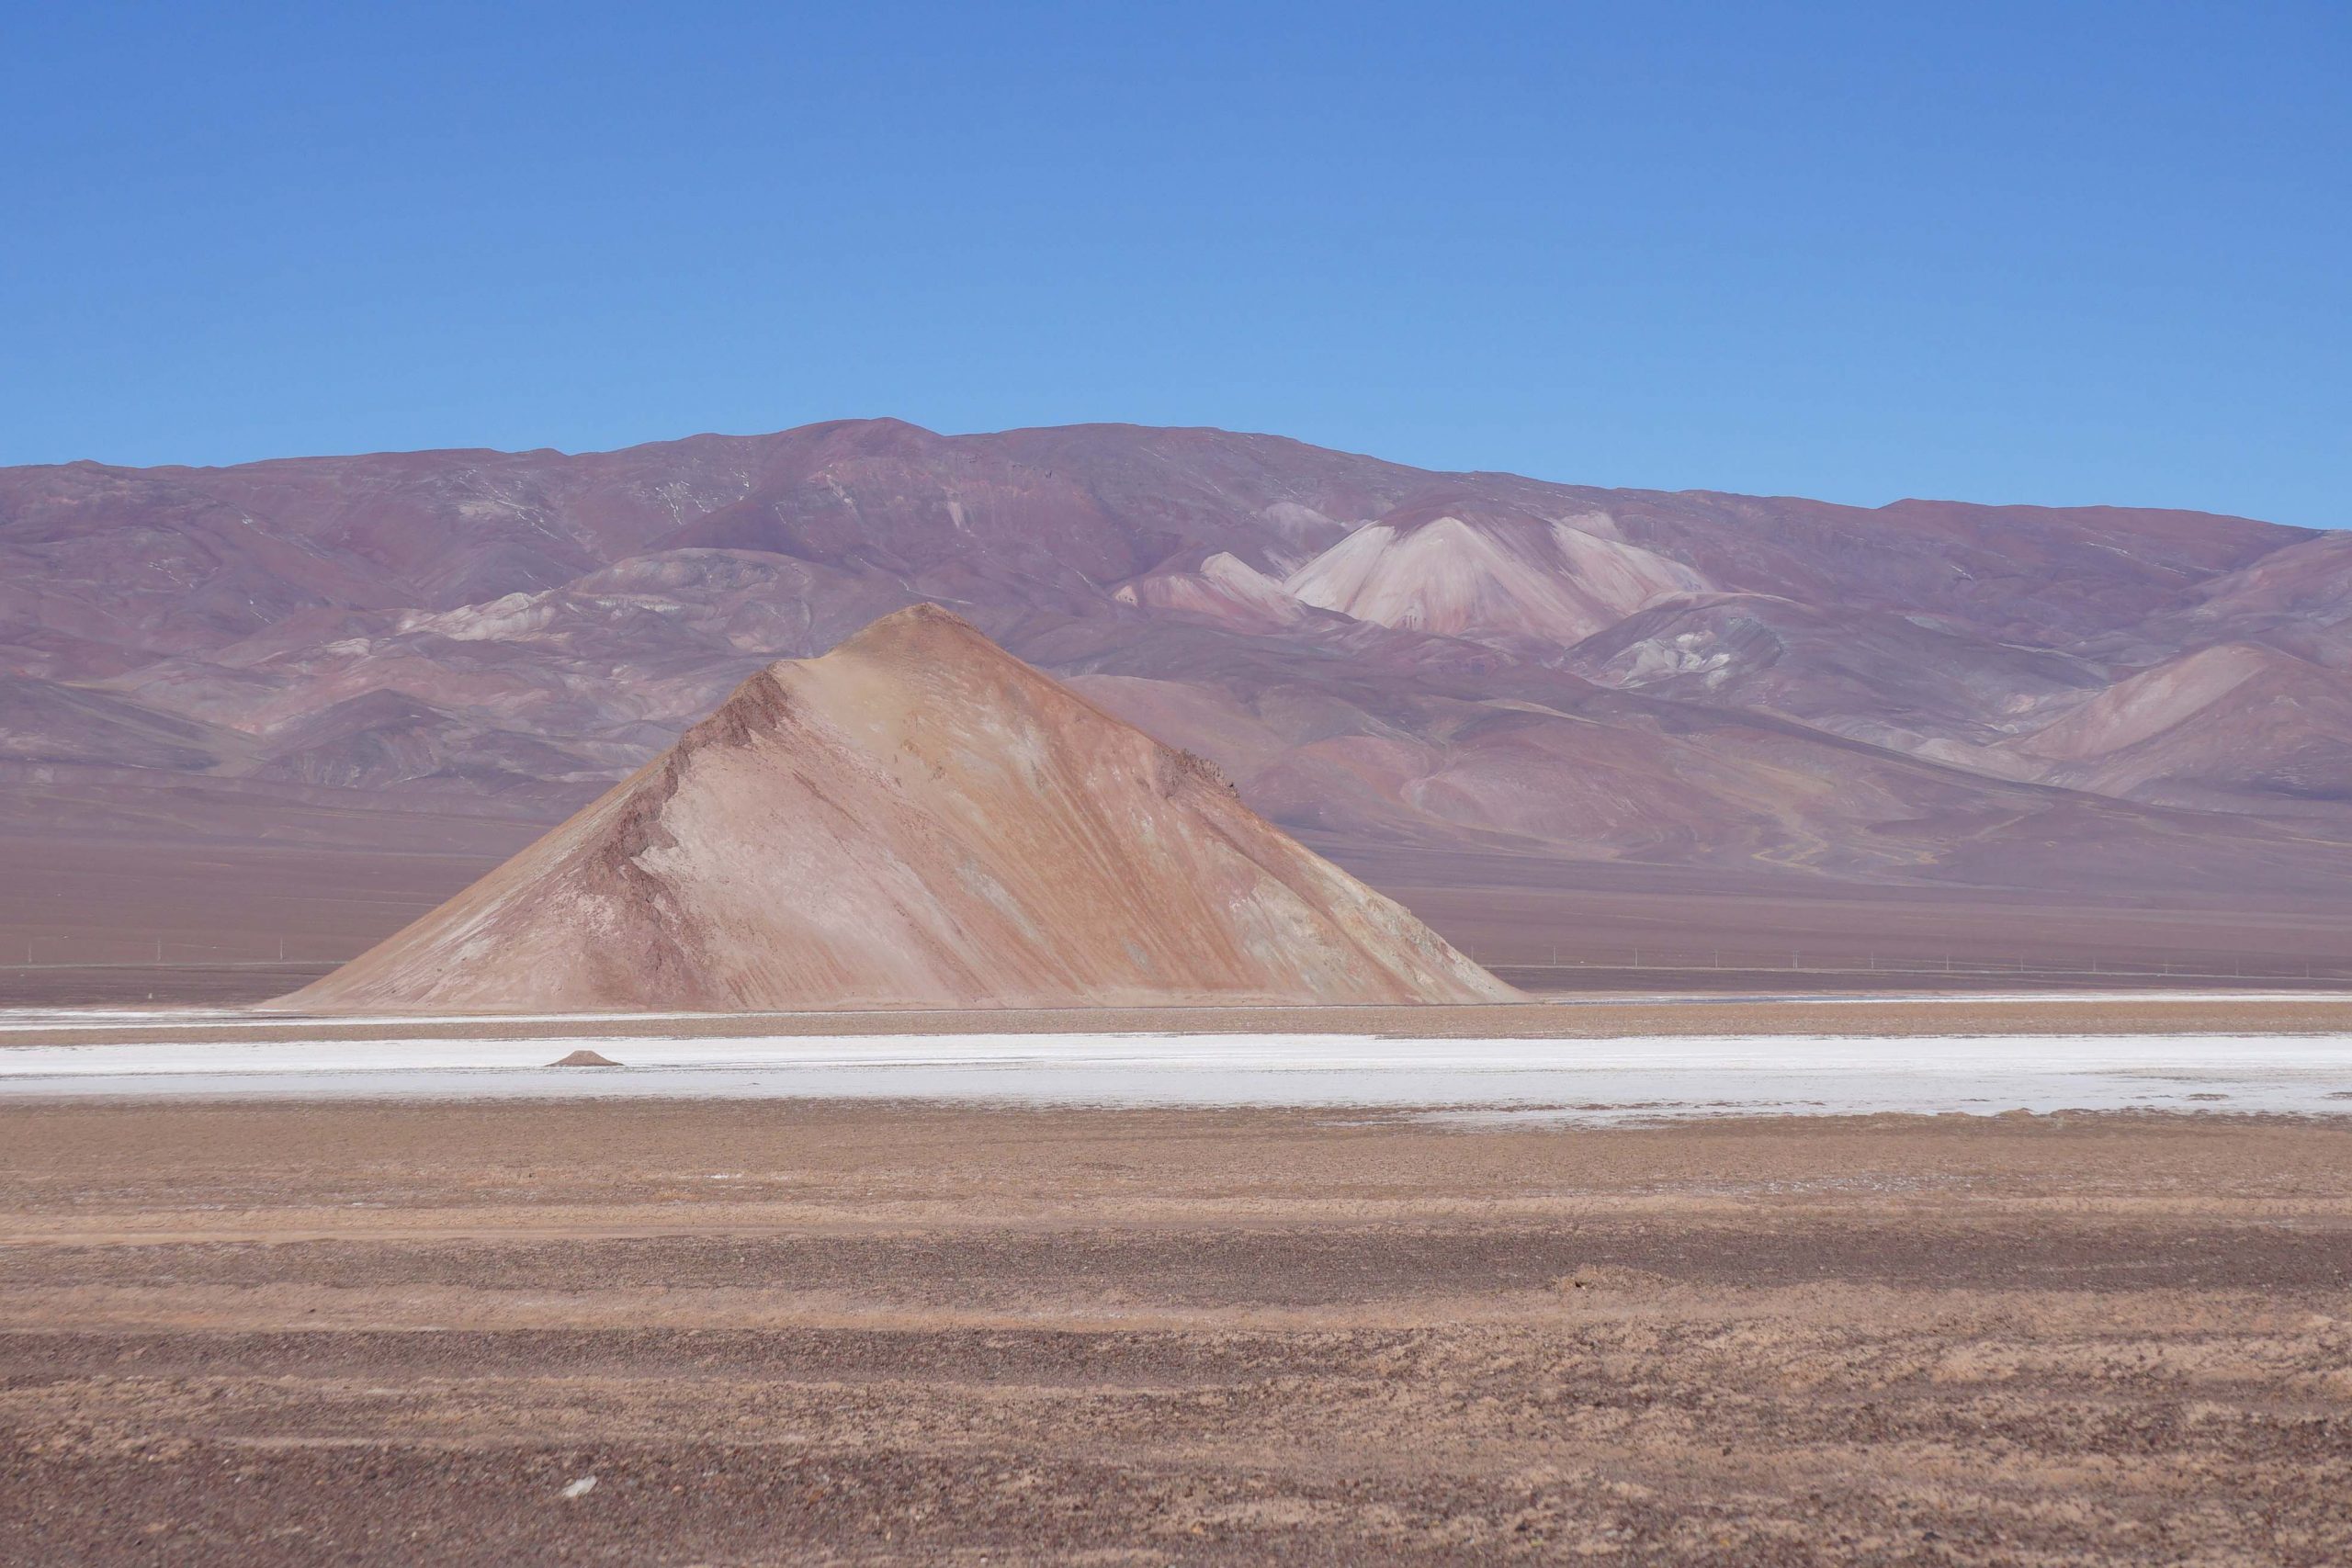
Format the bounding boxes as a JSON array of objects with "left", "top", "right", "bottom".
[{"left": 4, "top": 2, "right": 2346, "bottom": 525}]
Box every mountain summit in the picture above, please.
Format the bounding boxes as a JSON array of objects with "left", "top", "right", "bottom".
[{"left": 279, "top": 604, "right": 1515, "bottom": 1011}]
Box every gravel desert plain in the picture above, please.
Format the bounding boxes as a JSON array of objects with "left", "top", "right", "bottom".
[
  {"left": 6, "top": 425, "right": 2352, "bottom": 1564},
  {"left": 6, "top": 976, "right": 2352, "bottom": 1560},
  {"left": 5, "top": 1068, "right": 2352, "bottom": 1565}
]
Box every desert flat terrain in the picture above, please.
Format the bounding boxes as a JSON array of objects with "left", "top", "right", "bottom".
[
  {"left": 9, "top": 988, "right": 2352, "bottom": 1044},
  {"left": 6, "top": 995, "right": 2352, "bottom": 1122},
  {"left": 3, "top": 1100, "right": 2349, "bottom": 1564}
]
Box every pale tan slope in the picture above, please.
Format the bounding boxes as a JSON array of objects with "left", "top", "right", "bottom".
[
  {"left": 279, "top": 605, "right": 1517, "bottom": 1012},
  {"left": 1112, "top": 550, "right": 1311, "bottom": 631},
  {"left": 1283, "top": 503, "right": 1707, "bottom": 642}
]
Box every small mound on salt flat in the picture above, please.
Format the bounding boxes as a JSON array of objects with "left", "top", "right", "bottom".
[{"left": 548, "top": 1049, "right": 622, "bottom": 1067}]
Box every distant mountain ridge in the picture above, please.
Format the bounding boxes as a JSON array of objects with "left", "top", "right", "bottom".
[{"left": 6, "top": 417, "right": 2349, "bottom": 932}]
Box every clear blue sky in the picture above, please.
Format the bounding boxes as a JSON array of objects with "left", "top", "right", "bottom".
[{"left": 5, "top": 2, "right": 2346, "bottom": 525}]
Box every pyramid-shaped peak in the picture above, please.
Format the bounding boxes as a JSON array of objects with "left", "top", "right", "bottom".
[
  {"left": 846, "top": 599, "right": 980, "bottom": 639},
  {"left": 823, "top": 601, "right": 1019, "bottom": 665},
  {"left": 280, "top": 605, "right": 1515, "bottom": 1013}
]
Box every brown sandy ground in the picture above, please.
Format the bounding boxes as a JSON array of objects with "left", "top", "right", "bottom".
[
  {"left": 6, "top": 991, "right": 2352, "bottom": 1049},
  {"left": 3, "top": 1103, "right": 2350, "bottom": 1564}
]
